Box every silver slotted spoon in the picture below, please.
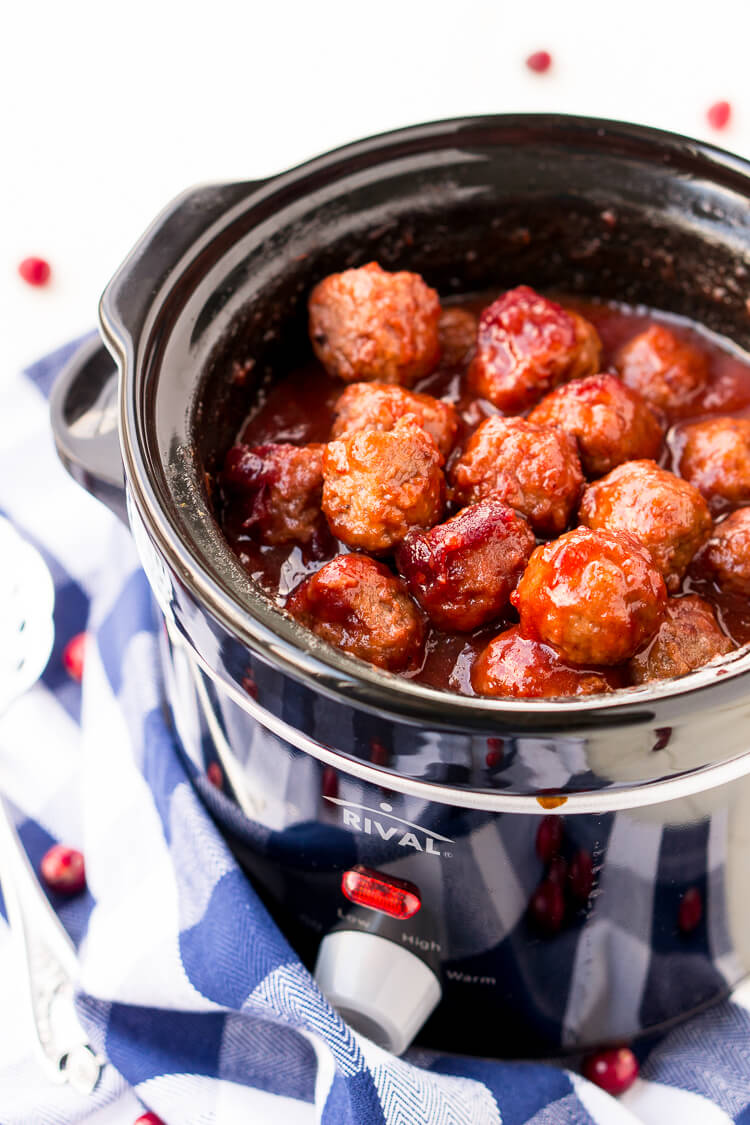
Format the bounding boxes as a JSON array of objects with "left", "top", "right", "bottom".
[{"left": 0, "top": 515, "right": 104, "bottom": 1094}]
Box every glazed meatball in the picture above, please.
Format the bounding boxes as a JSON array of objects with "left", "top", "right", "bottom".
[
  {"left": 221, "top": 442, "right": 325, "bottom": 546},
  {"left": 331, "top": 382, "right": 458, "bottom": 457},
  {"left": 308, "top": 262, "right": 441, "bottom": 385},
  {"left": 678, "top": 417, "right": 750, "bottom": 510},
  {"left": 438, "top": 306, "right": 478, "bottom": 367},
  {"left": 395, "top": 500, "right": 535, "bottom": 631},
  {"left": 449, "top": 416, "right": 584, "bottom": 536},
  {"left": 629, "top": 595, "right": 734, "bottom": 684},
  {"left": 472, "top": 626, "right": 616, "bottom": 698},
  {"left": 322, "top": 415, "right": 445, "bottom": 552},
  {"left": 528, "top": 373, "right": 664, "bottom": 477},
  {"left": 467, "top": 286, "right": 601, "bottom": 412},
  {"left": 579, "top": 460, "right": 712, "bottom": 592},
  {"left": 616, "top": 324, "right": 708, "bottom": 413},
  {"left": 699, "top": 508, "right": 750, "bottom": 595},
  {"left": 286, "top": 555, "right": 423, "bottom": 672},
  {"left": 512, "top": 527, "right": 667, "bottom": 666}
]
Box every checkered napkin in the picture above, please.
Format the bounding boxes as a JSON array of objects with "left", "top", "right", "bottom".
[{"left": 1, "top": 339, "right": 750, "bottom": 1125}]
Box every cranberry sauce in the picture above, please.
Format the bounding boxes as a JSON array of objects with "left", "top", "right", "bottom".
[{"left": 216, "top": 296, "right": 750, "bottom": 691}]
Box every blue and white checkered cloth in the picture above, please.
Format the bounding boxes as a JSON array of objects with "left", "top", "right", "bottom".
[{"left": 2, "top": 338, "right": 750, "bottom": 1124}]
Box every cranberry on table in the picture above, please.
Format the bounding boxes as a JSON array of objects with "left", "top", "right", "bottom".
[
  {"left": 467, "top": 286, "right": 601, "bottom": 412},
  {"left": 629, "top": 595, "right": 733, "bottom": 684},
  {"left": 582, "top": 1046, "right": 639, "bottom": 1096},
  {"left": 678, "top": 886, "right": 704, "bottom": 934},
  {"left": 579, "top": 460, "right": 712, "bottom": 592},
  {"left": 529, "top": 878, "right": 565, "bottom": 934},
  {"left": 40, "top": 844, "right": 86, "bottom": 896},
  {"left": 536, "top": 814, "right": 563, "bottom": 862},
  {"left": 331, "top": 381, "right": 458, "bottom": 457},
  {"left": 616, "top": 324, "right": 708, "bottom": 413},
  {"left": 322, "top": 416, "right": 444, "bottom": 552},
  {"left": 700, "top": 508, "right": 750, "bottom": 595},
  {"left": 221, "top": 442, "right": 326, "bottom": 546},
  {"left": 437, "top": 306, "right": 478, "bottom": 367},
  {"left": 547, "top": 855, "right": 569, "bottom": 886},
  {"left": 528, "top": 373, "right": 664, "bottom": 478},
  {"left": 526, "top": 50, "right": 552, "bottom": 73},
  {"left": 308, "top": 262, "right": 441, "bottom": 385},
  {"left": 678, "top": 417, "right": 750, "bottom": 510},
  {"left": 707, "top": 100, "right": 731, "bottom": 130},
  {"left": 512, "top": 527, "right": 667, "bottom": 666},
  {"left": 62, "top": 632, "right": 87, "bottom": 682},
  {"left": 449, "top": 415, "right": 584, "bottom": 536},
  {"left": 18, "top": 256, "right": 51, "bottom": 286},
  {"left": 396, "top": 500, "right": 535, "bottom": 631},
  {"left": 286, "top": 554, "right": 424, "bottom": 672},
  {"left": 472, "top": 626, "right": 616, "bottom": 698}
]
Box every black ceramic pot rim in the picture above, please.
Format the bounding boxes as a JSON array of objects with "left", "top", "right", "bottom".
[{"left": 100, "top": 113, "right": 750, "bottom": 736}]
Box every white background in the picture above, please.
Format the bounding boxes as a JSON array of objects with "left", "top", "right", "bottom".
[{"left": 3, "top": 0, "right": 750, "bottom": 375}]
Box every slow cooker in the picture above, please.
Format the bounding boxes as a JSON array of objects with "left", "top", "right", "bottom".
[{"left": 50, "top": 115, "right": 750, "bottom": 1058}]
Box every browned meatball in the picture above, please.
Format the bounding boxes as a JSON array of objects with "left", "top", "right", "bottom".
[
  {"left": 472, "top": 626, "right": 616, "bottom": 698},
  {"left": 331, "top": 382, "right": 458, "bottom": 457},
  {"left": 467, "top": 286, "right": 601, "bottom": 412},
  {"left": 616, "top": 324, "right": 708, "bottom": 412},
  {"left": 629, "top": 595, "right": 734, "bottom": 684},
  {"left": 438, "top": 306, "right": 478, "bottom": 367},
  {"left": 221, "top": 442, "right": 325, "bottom": 546},
  {"left": 512, "top": 527, "right": 667, "bottom": 665},
  {"left": 699, "top": 508, "right": 750, "bottom": 595},
  {"left": 308, "top": 262, "right": 441, "bottom": 385},
  {"left": 449, "top": 416, "right": 584, "bottom": 536},
  {"left": 528, "top": 374, "right": 664, "bottom": 477},
  {"left": 395, "top": 500, "right": 535, "bottom": 631},
  {"left": 321, "top": 416, "right": 445, "bottom": 552},
  {"left": 678, "top": 417, "right": 750, "bottom": 510},
  {"left": 286, "top": 555, "right": 423, "bottom": 671},
  {"left": 579, "top": 460, "right": 712, "bottom": 592}
]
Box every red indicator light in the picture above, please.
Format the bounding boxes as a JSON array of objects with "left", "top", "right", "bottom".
[{"left": 341, "top": 866, "right": 421, "bottom": 920}]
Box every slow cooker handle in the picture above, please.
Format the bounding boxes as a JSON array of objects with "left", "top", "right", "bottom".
[{"left": 49, "top": 335, "right": 128, "bottom": 524}]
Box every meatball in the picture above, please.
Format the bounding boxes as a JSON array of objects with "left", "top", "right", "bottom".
[
  {"left": 472, "top": 626, "right": 616, "bottom": 698},
  {"left": 438, "top": 306, "right": 478, "bottom": 367},
  {"left": 449, "top": 416, "right": 584, "bottom": 536},
  {"left": 512, "top": 527, "right": 667, "bottom": 665},
  {"left": 616, "top": 324, "right": 708, "bottom": 412},
  {"left": 308, "top": 262, "right": 441, "bottom": 385},
  {"left": 286, "top": 555, "right": 423, "bottom": 672},
  {"left": 629, "top": 595, "right": 734, "bottom": 684},
  {"left": 528, "top": 373, "right": 664, "bottom": 477},
  {"left": 678, "top": 417, "right": 750, "bottom": 510},
  {"left": 467, "top": 286, "right": 601, "bottom": 412},
  {"left": 321, "top": 415, "right": 445, "bottom": 552},
  {"left": 331, "top": 382, "right": 458, "bottom": 457},
  {"left": 579, "top": 460, "right": 712, "bottom": 592},
  {"left": 395, "top": 500, "right": 535, "bottom": 631},
  {"left": 699, "top": 508, "right": 750, "bottom": 595},
  {"left": 221, "top": 442, "right": 325, "bottom": 546}
]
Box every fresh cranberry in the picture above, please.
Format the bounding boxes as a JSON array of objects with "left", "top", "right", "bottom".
[
  {"left": 547, "top": 855, "right": 569, "bottom": 885},
  {"left": 321, "top": 765, "right": 338, "bottom": 800},
  {"left": 535, "top": 814, "right": 564, "bottom": 862},
  {"left": 707, "top": 101, "right": 731, "bottom": 130},
  {"left": 582, "top": 1046, "right": 639, "bottom": 1095},
  {"left": 526, "top": 50, "right": 552, "bottom": 74},
  {"left": 40, "top": 844, "right": 86, "bottom": 896},
  {"left": 485, "top": 737, "right": 504, "bottom": 768},
  {"left": 134, "top": 1114, "right": 166, "bottom": 1125},
  {"left": 62, "top": 632, "right": 87, "bottom": 682},
  {"left": 18, "top": 256, "right": 51, "bottom": 286},
  {"left": 678, "top": 886, "right": 703, "bottom": 934},
  {"left": 529, "top": 878, "right": 565, "bottom": 934},
  {"left": 206, "top": 762, "right": 223, "bottom": 790},
  {"left": 568, "top": 849, "right": 594, "bottom": 903}
]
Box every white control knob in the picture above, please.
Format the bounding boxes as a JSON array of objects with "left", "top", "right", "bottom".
[{"left": 314, "top": 930, "right": 441, "bottom": 1055}]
